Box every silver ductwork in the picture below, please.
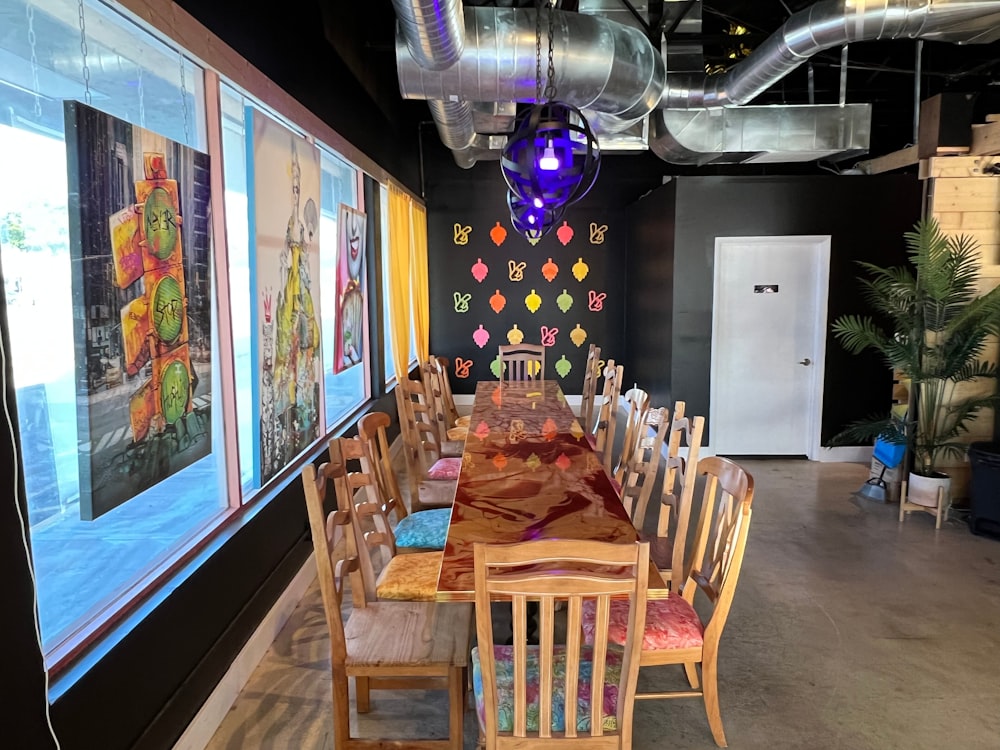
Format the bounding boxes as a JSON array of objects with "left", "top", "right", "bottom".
[
  {"left": 392, "top": 0, "right": 1000, "bottom": 166},
  {"left": 397, "top": 7, "right": 665, "bottom": 124},
  {"left": 662, "top": 0, "right": 1000, "bottom": 109}
]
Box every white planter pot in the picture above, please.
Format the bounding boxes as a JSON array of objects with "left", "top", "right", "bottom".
[{"left": 907, "top": 471, "right": 951, "bottom": 509}]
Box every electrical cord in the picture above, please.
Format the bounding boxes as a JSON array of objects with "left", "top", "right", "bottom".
[{"left": 1, "top": 316, "right": 61, "bottom": 748}]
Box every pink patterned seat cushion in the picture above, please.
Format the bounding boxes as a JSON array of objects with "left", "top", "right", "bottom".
[
  {"left": 582, "top": 596, "right": 704, "bottom": 651},
  {"left": 426, "top": 457, "right": 462, "bottom": 480}
]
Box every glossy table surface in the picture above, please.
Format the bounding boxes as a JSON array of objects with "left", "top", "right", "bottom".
[{"left": 436, "top": 379, "right": 667, "bottom": 601}]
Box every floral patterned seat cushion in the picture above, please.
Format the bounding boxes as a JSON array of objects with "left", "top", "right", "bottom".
[
  {"left": 471, "top": 644, "right": 623, "bottom": 734},
  {"left": 582, "top": 596, "right": 704, "bottom": 651},
  {"left": 394, "top": 508, "right": 451, "bottom": 550},
  {"left": 375, "top": 551, "right": 441, "bottom": 601},
  {"left": 427, "top": 457, "right": 463, "bottom": 480}
]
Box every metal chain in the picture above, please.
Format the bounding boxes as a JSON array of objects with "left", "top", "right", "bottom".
[
  {"left": 534, "top": 0, "right": 542, "bottom": 104},
  {"left": 179, "top": 52, "right": 190, "bottom": 144},
  {"left": 77, "top": 0, "right": 91, "bottom": 105},
  {"left": 544, "top": 0, "right": 557, "bottom": 102},
  {"left": 26, "top": 2, "right": 42, "bottom": 117},
  {"left": 137, "top": 64, "right": 145, "bottom": 128}
]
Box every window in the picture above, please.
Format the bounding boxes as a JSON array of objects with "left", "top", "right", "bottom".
[{"left": 1, "top": 0, "right": 224, "bottom": 668}]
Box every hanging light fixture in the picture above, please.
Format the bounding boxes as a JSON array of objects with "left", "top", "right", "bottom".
[
  {"left": 508, "top": 189, "right": 565, "bottom": 241},
  {"left": 501, "top": 0, "right": 601, "bottom": 238}
]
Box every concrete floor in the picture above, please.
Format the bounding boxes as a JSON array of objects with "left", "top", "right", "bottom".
[{"left": 205, "top": 459, "right": 1000, "bottom": 750}]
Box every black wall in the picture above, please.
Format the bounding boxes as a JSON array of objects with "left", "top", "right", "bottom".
[
  {"left": 423, "top": 138, "right": 665, "bottom": 395},
  {"left": 626, "top": 174, "right": 923, "bottom": 444}
]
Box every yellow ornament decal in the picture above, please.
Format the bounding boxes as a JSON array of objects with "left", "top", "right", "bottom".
[
  {"left": 525, "top": 288, "right": 542, "bottom": 313},
  {"left": 572, "top": 257, "right": 590, "bottom": 282},
  {"left": 569, "top": 323, "right": 587, "bottom": 347}
]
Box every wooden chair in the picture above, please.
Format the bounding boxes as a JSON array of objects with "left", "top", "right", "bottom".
[
  {"left": 591, "top": 360, "right": 624, "bottom": 475},
  {"left": 498, "top": 343, "right": 546, "bottom": 382},
  {"left": 395, "top": 381, "right": 462, "bottom": 513},
  {"left": 398, "top": 376, "right": 464, "bottom": 456},
  {"left": 616, "top": 406, "right": 671, "bottom": 525},
  {"left": 472, "top": 539, "right": 649, "bottom": 750},
  {"left": 585, "top": 457, "right": 754, "bottom": 748},
  {"left": 329, "top": 435, "right": 445, "bottom": 602},
  {"left": 612, "top": 386, "right": 650, "bottom": 487},
  {"left": 354, "top": 413, "right": 452, "bottom": 551},
  {"left": 578, "top": 344, "right": 602, "bottom": 428},
  {"left": 300, "top": 458, "right": 471, "bottom": 750},
  {"left": 632, "top": 402, "right": 705, "bottom": 591},
  {"left": 422, "top": 356, "right": 470, "bottom": 444}
]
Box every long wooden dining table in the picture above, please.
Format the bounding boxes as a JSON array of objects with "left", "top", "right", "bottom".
[{"left": 435, "top": 379, "right": 667, "bottom": 601}]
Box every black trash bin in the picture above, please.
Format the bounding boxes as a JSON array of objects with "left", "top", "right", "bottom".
[{"left": 968, "top": 442, "right": 1000, "bottom": 540}]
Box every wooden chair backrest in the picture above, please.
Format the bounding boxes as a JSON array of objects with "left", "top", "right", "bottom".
[
  {"left": 498, "top": 343, "right": 546, "bottom": 382},
  {"left": 593, "top": 361, "right": 624, "bottom": 474},
  {"left": 357, "top": 412, "right": 408, "bottom": 523},
  {"left": 680, "top": 456, "right": 754, "bottom": 650},
  {"left": 618, "top": 405, "right": 670, "bottom": 523},
  {"left": 473, "top": 539, "right": 649, "bottom": 748},
  {"left": 613, "top": 386, "right": 651, "bottom": 485},
  {"left": 633, "top": 401, "right": 705, "bottom": 591},
  {"left": 395, "top": 378, "right": 444, "bottom": 479},
  {"left": 329, "top": 434, "right": 401, "bottom": 604},
  {"left": 422, "top": 356, "right": 461, "bottom": 438},
  {"left": 300, "top": 460, "right": 364, "bottom": 666},
  {"left": 579, "top": 344, "right": 602, "bottom": 429}
]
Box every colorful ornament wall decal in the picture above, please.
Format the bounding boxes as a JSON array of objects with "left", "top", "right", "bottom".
[
  {"left": 453, "top": 291, "right": 471, "bottom": 313},
  {"left": 556, "top": 289, "right": 573, "bottom": 313},
  {"left": 454, "top": 357, "right": 473, "bottom": 378},
  {"left": 540, "top": 325, "right": 558, "bottom": 347},
  {"left": 507, "top": 323, "right": 524, "bottom": 345},
  {"left": 589, "top": 222, "right": 608, "bottom": 244},
  {"left": 490, "top": 355, "right": 505, "bottom": 379},
  {"left": 473, "top": 324, "right": 490, "bottom": 348},
  {"left": 490, "top": 221, "right": 507, "bottom": 247},
  {"left": 471, "top": 257, "right": 488, "bottom": 283},
  {"left": 557, "top": 221, "right": 575, "bottom": 246},
  {"left": 453, "top": 223, "right": 472, "bottom": 245},
  {"left": 572, "top": 257, "right": 590, "bottom": 282},
  {"left": 570, "top": 323, "right": 587, "bottom": 347},
  {"left": 508, "top": 260, "right": 526, "bottom": 282},
  {"left": 555, "top": 354, "right": 572, "bottom": 378},
  {"left": 525, "top": 289, "right": 542, "bottom": 313},
  {"left": 542, "top": 257, "right": 559, "bottom": 282},
  {"left": 489, "top": 289, "right": 507, "bottom": 313},
  {"left": 588, "top": 290, "right": 607, "bottom": 312}
]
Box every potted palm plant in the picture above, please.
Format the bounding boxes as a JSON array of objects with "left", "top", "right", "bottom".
[{"left": 831, "top": 217, "right": 1000, "bottom": 507}]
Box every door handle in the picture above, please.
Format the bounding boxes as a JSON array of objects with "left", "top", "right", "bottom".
[{"left": 799, "top": 358, "right": 812, "bottom": 366}]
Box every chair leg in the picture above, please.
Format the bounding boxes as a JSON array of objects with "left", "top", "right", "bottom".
[
  {"left": 935, "top": 487, "right": 945, "bottom": 530},
  {"left": 355, "top": 676, "right": 371, "bottom": 713},
  {"left": 899, "top": 480, "right": 908, "bottom": 523},
  {"left": 449, "top": 665, "right": 465, "bottom": 750},
  {"left": 684, "top": 661, "right": 700, "bottom": 689},
  {"left": 701, "top": 656, "right": 728, "bottom": 748}
]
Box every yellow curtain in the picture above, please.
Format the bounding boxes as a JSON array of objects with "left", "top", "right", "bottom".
[
  {"left": 411, "top": 202, "right": 430, "bottom": 363},
  {"left": 387, "top": 184, "right": 412, "bottom": 381}
]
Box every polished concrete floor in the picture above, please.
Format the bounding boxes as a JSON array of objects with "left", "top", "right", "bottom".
[{"left": 205, "top": 459, "right": 1000, "bottom": 750}]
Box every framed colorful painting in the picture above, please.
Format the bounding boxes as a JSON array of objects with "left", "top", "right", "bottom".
[
  {"left": 64, "top": 101, "right": 213, "bottom": 520},
  {"left": 246, "top": 108, "right": 323, "bottom": 484},
  {"left": 333, "top": 204, "right": 366, "bottom": 373}
]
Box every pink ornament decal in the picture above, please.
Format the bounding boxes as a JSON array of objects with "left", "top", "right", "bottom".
[
  {"left": 555, "top": 452, "right": 572, "bottom": 471},
  {"left": 588, "top": 290, "right": 607, "bottom": 312},
  {"left": 557, "top": 221, "right": 574, "bottom": 246},
  {"left": 471, "top": 257, "right": 488, "bottom": 283},
  {"left": 473, "top": 324, "right": 490, "bottom": 348},
  {"left": 490, "top": 221, "right": 508, "bottom": 246},
  {"left": 475, "top": 421, "right": 491, "bottom": 439},
  {"left": 540, "top": 325, "right": 559, "bottom": 347}
]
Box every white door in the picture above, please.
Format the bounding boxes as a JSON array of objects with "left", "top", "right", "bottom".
[{"left": 711, "top": 236, "right": 831, "bottom": 457}]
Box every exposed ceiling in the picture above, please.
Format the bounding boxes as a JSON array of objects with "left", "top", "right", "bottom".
[{"left": 176, "top": 0, "right": 1000, "bottom": 169}]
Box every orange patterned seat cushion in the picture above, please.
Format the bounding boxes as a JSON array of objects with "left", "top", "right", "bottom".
[
  {"left": 582, "top": 595, "right": 704, "bottom": 651},
  {"left": 375, "top": 551, "right": 441, "bottom": 601}
]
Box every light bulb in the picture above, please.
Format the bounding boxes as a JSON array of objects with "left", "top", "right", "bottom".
[
  {"left": 533, "top": 197, "right": 543, "bottom": 208},
  {"left": 538, "top": 142, "right": 559, "bottom": 171},
  {"left": 528, "top": 213, "right": 536, "bottom": 225}
]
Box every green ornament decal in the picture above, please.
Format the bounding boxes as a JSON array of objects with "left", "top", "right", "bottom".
[
  {"left": 160, "top": 360, "right": 190, "bottom": 424},
  {"left": 525, "top": 453, "right": 541, "bottom": 470},
  {"left": 144, "top": 186, "right": 178, "bottom": 259},
  {"left": 555, "top": 354, "right": 572, "bottom": 379},
  {"left": 556, "top": 289, "right": 573, "bottom": 313},
  {"left": 490, "top": 355, "right": 506, "bottom": 379}
]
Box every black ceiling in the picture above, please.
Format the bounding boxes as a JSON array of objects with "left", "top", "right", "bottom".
[{"left": 174, "top": 0, "right": 1000, "bottom": 171}]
